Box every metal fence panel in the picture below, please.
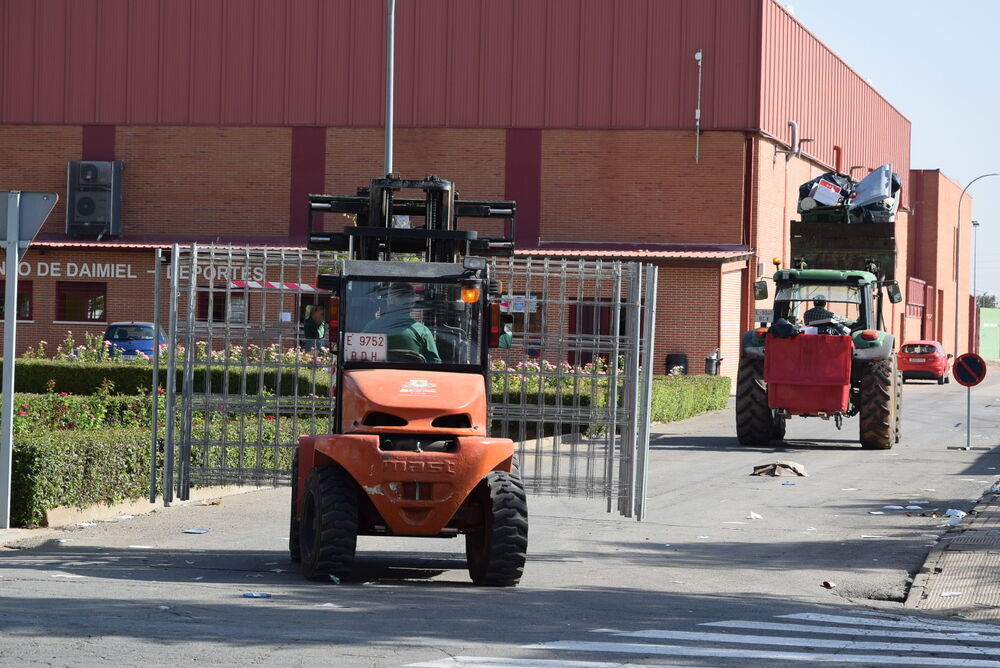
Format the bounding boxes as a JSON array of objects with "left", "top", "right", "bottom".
[
  {"left": 160, "top": 246, "right": 656, "bottom": 517},
  {"left": 487, "top": 257, "right": 657, "bottom": 518},
  {"left": 162, "top": 245, "right": 338, "bottom": 500}
]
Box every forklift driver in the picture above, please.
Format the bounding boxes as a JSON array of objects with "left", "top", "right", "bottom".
[{"left": 362, "top": 283, "right": 442, "bottom": 363}]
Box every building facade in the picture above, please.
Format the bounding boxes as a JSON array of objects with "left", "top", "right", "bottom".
[{"left": 0, "top": 0, "right": 972, "bottom": 377}]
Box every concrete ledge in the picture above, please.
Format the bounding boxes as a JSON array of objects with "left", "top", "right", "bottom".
[{"left": 43, "top": 484, "right": 276, "bottom": 528}]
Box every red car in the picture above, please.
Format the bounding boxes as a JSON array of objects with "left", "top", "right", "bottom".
[{"left": 898, "top": 340, "right": 952, "bottom": 384}]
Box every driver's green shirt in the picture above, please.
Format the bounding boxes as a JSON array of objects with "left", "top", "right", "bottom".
[{"left": 362, "top": 312, "right": 442, "bottom": 363}]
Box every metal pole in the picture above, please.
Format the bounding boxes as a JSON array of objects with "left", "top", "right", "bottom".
[
  {"left": 954, "top": 174, "right": 998, "bottom": 357},
  {"left": 384, "top": 0, "right": 395, "bottom": 176},
  {"left": 972, "top": 220, "right": 979, "bottom": 354},
  {"left": 150, "top": 249, "right": 162, "bottom": 502},
  {"left": 965, "top": 385, "right": 972, "bottom": 451},
  {"left": 635, "top": 264, "right": 658, "bottom": 521},
  {"left": 163, "top": 244, "right": 181, "bottom": 505},
  {"left": 0, "top": 192, "right": 22, "bottom": 528}
]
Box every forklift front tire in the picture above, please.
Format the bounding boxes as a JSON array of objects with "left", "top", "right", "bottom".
[{"left": 300, "top": 465, "right": 359, "bottom": 581}]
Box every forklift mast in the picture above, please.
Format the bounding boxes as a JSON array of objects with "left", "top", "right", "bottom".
[{"left": 307, "top": 175, "right": 516, "bottom": 263}]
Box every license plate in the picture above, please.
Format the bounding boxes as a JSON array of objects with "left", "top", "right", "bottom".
[{"left": 909, "top": 357, "right": 925, "bottom": 363}]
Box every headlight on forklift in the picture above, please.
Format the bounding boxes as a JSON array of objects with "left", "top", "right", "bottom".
[{"left": 461, "top": 280, "right": 481, "bottom": 303}]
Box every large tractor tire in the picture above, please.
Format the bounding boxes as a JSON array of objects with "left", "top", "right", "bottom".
[
  {"left": 300, "top": 465, "right": 359, "bottom": 581},
  {"left": 289, "top": 449, "right": 301, "bottom": 563},
  {"left": 859, "top": 359, "right": 896, "bottom": 450},
  {"left": 736, "top": 358, "right": 778, "bottom": 446},
  {"left": 466, "top": 471, "right": 528, "bottom": 587}
]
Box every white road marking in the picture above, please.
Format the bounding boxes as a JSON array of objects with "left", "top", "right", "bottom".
[
  {"left": 528, "top": 640, "right": 1000, "bottom": 667},
  {"left": 408, "top": 659, "right": 683, "bottom": 668},
  {"left": 701, "top": 619, "right": 1000, "bottom": 643},
  {"left": 591, "top": 628, "right": 1000, "bottom": 655},
  {"left": 780, "top": 612, "right": 1000, "bottom": 634}
]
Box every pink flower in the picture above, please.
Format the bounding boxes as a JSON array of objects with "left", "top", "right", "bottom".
[
  {"left": 59, "top": 392, "right": 68, "bottom": 397},
  {"left": 20, "top": 405, "right": 28, "bottom": 411},
  {"left": 17, "top": 411, "right": 27, "bottom": 417},
  {"left": 157, "top": 388, "right": 166, "bottom": 394}
]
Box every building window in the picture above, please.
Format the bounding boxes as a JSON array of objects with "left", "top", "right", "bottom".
[
  {"left": 57, "top": 282, "right": 106, "bottom": 322},
  {"left": 197, "top": 291, "right": 247, "bottom": 323},
  {"left": 0, "top": 280, "right": 33, "bottom": 321}
]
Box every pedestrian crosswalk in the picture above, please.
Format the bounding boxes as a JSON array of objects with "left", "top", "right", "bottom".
[{"left": 408, "top": 610, "right": 1000, "bottom": 667}]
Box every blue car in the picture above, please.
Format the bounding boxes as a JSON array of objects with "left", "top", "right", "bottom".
[{"left": 103, "top": 322, "right": 168, "bottom": 360}]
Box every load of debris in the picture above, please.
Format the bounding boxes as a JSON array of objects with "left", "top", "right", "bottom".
[{"left": 797, "top": 164, "right": 902, "bottom": 224}]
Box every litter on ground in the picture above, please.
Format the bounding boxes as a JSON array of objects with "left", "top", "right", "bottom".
[
  {"left": 183, "top": 528, "right": 210, "bottom": 534},
  {"left": 242, "top": 593, "right": 271, "bottom": 598},
  {"left": 746, "top": 512, "right": 763, "bottom": 520},
  {"left": 751, "top": 461, "right": 808, "bottom": 477}
]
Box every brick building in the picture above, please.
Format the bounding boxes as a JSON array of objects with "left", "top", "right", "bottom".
[{"left": 0, "top": 0, "right": 973, "bottom": 378}]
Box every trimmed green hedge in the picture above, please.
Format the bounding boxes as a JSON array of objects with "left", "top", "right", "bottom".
[
  {"left": 11, "top": 422, "right": 297, "bottom": 527},
  {"left": 12, "top": 428, "right": 152, "bottom": 527},
  {"left": 3, "top": 359, "right": 332, "bottom": 396},
  {"left": 650, "top": 374, "right": 731, "bottom": 423}
]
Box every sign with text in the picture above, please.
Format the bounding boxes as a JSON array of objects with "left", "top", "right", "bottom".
[{"left": 343, "top": 332, "right": 387, "bottom": 362}]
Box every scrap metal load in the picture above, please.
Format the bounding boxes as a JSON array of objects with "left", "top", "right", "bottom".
[{"left": 791, "top": 164, "right": 901, "bottom": 280}]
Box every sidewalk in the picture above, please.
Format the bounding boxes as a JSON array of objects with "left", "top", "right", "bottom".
[{"left": 906, "top": 479, "right": 1000, "bottom": 620}]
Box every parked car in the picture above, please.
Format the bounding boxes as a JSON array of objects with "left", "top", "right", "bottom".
[
  {"left": 898, "top": 340, "right": 952, "bottom": 384},
  {"left": 103, "top": 322, "right": 168, "bottom": 360}
]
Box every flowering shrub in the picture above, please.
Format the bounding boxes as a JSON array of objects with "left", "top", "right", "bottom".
[
  {"left": 11, "top": 379, "right": 126, "bottom": 435},
  {"left": 24, "top": 332, "right": 333, "bottom": 367}
]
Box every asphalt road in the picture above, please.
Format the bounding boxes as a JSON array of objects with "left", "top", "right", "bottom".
[{"left": 2, "top": 376, "right": 999, "bottom": 666}]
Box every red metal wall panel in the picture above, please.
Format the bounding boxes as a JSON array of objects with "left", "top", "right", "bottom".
[
  {"left": 0, "top": 0, "right": 907, "bottom": 161},
  {"left": 34, "top": 0, "right": 68, "bottom": 124},
  {"left": 65, "top": 0, "right": 99, "bottom": 121},
  {"left": 128, "top": 0, "right": 160, "bottom": 124},
  {"left": 221, "top": 0, "right": 255, "bottom": 125},
  {"left": 759, "top": 1, "right": 911, "bottom": 202},
  {"left": 190, "top": 0, "right": 224, "bottom": 124},
  {"left": 284, "top": 0, "right": 320, "bottom": 125},
  {"left": 446, "top": 0, "right": 482, "bottom": 128},
  {"left": 159, "top": 0, "right": 193, "bottom": 124}
]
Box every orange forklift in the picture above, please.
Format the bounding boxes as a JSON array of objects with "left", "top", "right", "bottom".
[{"left": 292, "top": 175, "right": 527, "bottom": 585}]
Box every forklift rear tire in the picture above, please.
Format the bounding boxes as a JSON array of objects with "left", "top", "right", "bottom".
[
  {"left": 289, "top": 449, "right": 301, "bottom": 563},
  {"left": 466, "top": 471, "right": 528, "bottom": 587},
  {"left": 300, "top": 465, "right": 358, "bottom": 581},
  {"left": 859, "top": 359, "right": 895, "bottom": 450}
]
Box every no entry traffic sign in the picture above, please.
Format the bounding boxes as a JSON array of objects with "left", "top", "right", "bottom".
[{"left": 953, "top": 352, "right": 987, "bottom": 387}]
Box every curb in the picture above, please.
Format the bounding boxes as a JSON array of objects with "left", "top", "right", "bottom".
[
  {"left": 2, "top": 484, "right": 273, "bottom": 547},
  {"left": 905, "top": 485, "right": 1000, "bottom": 611}
]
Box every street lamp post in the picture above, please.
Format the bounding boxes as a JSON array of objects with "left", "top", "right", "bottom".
[
  {"left": 954, "top": 174, "right": 999, "bottom": 356},
  {"left": 972, "top": 219, "right": 980, "bottom": 353}
]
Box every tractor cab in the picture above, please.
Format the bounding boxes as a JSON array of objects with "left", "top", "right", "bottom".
[{"left": 771, "top": 270, "right": 875, "bottom": 336}]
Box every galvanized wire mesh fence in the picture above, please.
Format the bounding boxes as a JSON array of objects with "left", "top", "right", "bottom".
[{"left": 157, "top": 245, "right": 656, "bottom": 517}]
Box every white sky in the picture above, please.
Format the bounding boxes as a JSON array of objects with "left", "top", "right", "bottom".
[{"left": 789, "top": 0, "right": 1000, "bottom": 298}]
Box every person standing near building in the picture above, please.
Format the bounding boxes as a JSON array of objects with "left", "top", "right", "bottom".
[{"left": 302, "top": 303, "right": 328, "bottom": 351}]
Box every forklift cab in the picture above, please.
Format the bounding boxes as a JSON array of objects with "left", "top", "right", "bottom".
[{"left": 337, "top": 260, "right": 488, "bottom": 368}]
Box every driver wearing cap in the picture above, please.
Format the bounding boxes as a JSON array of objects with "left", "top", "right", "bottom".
[{"left": 363, "top": 283, "right": 442, "bottom": 363}]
